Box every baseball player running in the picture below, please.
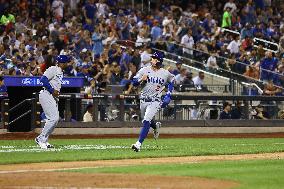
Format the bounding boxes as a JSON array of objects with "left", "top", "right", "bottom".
[
  {"left": 131, "top": 51, "right": 174, "bottom": 152},
  {"left": 35, "top": 55, "right": 69, "bottom": 149}
]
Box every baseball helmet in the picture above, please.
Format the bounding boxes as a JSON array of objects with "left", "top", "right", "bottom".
[
  {"left": 56, "top": 55, "right": 70, "bottom": 63},
  {"left": 151, "top": 51, "right": 164, "bottom": 66}
]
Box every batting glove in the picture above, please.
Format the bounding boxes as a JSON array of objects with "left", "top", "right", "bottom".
[{"left": 161, "top": 93, "right": 171, "bottom": 108}]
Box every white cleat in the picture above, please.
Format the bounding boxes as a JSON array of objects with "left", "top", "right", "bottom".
[
  {"left": 46, "top": 142, "right": 54, "bottom": 149},
  {"left": 35, "top": 138, "right": 48, "bottom": 149},
  {"left": 153, "top": 122, "right": 161, "bottom": 140},
  {"left": 131, "top": 142, "right": 141, "bottom": 152}
]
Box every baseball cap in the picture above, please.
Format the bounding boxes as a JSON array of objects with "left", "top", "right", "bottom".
[{"left": 56, "top": 55, "right": 70, "bottom": 63}]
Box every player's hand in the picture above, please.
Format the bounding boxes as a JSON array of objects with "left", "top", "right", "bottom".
[
  {"left": 52, "top": 90, "right": 60, "bottom": 97},
  {"left": 141, "top": 74, "right": 148, "bottom": 81},
  {"left": 161, "top": 93, "right": 171, "bottom": 108}
]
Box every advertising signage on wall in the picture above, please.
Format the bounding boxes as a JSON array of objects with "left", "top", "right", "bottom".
[{"left": 3, "top": 76, "right": 84, "bottom": 88}]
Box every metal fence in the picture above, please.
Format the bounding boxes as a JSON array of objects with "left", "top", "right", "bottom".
[
  {"left": 3, "top": 93, "right": 284, "bottom": 131},
  {"left": 76, "top": 94, "right": 284, "bottom": 122}
]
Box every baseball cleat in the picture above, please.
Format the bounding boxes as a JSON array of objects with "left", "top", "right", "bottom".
[
  {"left": 46, "top": 142, "right": 54, "bottom": 148},
  {"left": 35, "top": 137, "right": 48, "bottom": 149},
  {"left": 131, "top": 143, "right": 141, "bottom": 152},
  {"left": 153, "top": 122, "right": 161, "bottom": 140}
]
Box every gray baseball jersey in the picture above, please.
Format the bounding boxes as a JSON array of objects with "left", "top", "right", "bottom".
[
  {"left": 134, "top": 66, "right": 174, "bottom": 100},
  {"left": 43, "top": 65, "right": 63, "bottom": 92}
]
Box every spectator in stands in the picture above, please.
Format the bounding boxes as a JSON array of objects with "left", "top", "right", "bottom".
[
  {"left": 96, "top": 0, "right": 109, "bottom": 18},
  {"left": 231, "top": 101, "right": 243, "bottom": 119},
  {"left": 181, "top": 29, "right": 194, "bottom": 59},
  {"left": 224, "top": 0, "right": 237, "bottom": 14},
  {"left": 172, "top": 60, "right": 182, "bottom": 76},
  {"left": 219, "top": 102, "right": 232, "bottom": 119},
  {"left": 260, "top": 51, "right": 278, "bottom": 81},
  {"left": 182, "top": 72, "right": 194, "bottom": 86},
  {"left": 221, "top": 7, "right": 232, "bottom": 28},
  {"left": 92, "top": 26, "right": 103, "bottom": 57},
  {"left": 83, "top": 0, "right": 97, "bottom": 22},
  {"left": 84, "top": 78, "right": 96, "bottom": 96},
  {"left": 253, "top": 105, "right": 269, "bottom": 120},
  {"left": 151, "top": 20, "right": 162, "bottom": 42},
  {"left": 227, "top": 35, "right": 240, "bottom": 55},
  {"left": 51, "top": 0, "right": 64, "bottom": 22},
  {"left": 235, "top": 53, "right": 250, "bottom": 75},
  {"left": 83, "top": 103, "right": 93, "bottom": 122},
  {"left": 140, "top": 46, "right": 152, "bottom": 68},
  {"left": 243, "top": 0, "right": 257, "bottom": 24},
  {"left": 175, "top": 68, "right": 187, "bottom": 85},
  {"left": 206, "top": 52, "right": 218, "bottom": 72},
  {"left": 244, "top": 64, "right": 260, "bottom": 80},
  {"left": 263, "top": 80, "right": 282, "bottom": 96},
  {"left": 278, "top": 110, "right": 284, "bottom": 119},
  {"left": 120, "top": 72, "right": 131, "bottom": 91},
  {"left": 0, "top": 9, "right": 15, "bottom": 30},
  {"left": 119, "top": 48, "right": 133, "bottom": 73},
  {"left": 240, "top": 23, "right": 253, "bottom": 40},
  {"left": 192, "top": 71, "right": 205, "bottom": 87}
]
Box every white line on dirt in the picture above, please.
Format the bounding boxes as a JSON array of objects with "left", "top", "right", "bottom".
[
  {"left": 0, "top": 166, "right": 105, "bottom": 174},
  {"left": 0, "top": 163, "right": 145, "bottom": 174}
]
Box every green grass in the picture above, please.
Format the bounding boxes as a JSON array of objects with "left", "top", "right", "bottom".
[
  {"left": 0, "top": 138, "right": 284, "bottom": 164},
  {"left": 67, "top": 159, "right": 284, "bottom": 189}
]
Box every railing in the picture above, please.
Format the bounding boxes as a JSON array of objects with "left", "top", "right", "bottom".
[
  {"left": 2, "top": 92, "right": 284, "bottom": 131},
  {"left": 2, "top": 94, "right": 41, "bottom": 131},
  {"left": 56, "top": 93, "right": 284, "bottom": 123}
]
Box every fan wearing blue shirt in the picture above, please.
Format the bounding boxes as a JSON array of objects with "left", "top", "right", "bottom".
[
  {"left": 151, "top": 20, "right": 162, "bottom": 41},
  {"left": 83, "top": 0, "right": 97, "bottom": 21},
  {"left": 260, "top": 52, "right": 278, "bottom": 81}
]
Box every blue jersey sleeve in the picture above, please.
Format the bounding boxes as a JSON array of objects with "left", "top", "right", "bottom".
[{"left": 40, "top": 76, "right": 54, "bottom": 94}]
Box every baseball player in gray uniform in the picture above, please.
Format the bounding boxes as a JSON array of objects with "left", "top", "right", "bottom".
[
  {"left": 131, "top": 51, "right": 174, "bottom": 152},
  {"left": 35, "top": 55, "right": 69, "bottom": 149}
]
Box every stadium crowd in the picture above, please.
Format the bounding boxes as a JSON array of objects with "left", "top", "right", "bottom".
[{"left": 0, "top": 0, "right": 284, "bottom": 96}]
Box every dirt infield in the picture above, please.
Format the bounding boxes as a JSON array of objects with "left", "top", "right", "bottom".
[
  {"left": 1, "top": 152, "right": 284, "bottom": 189},
  {"left": 2, "top": 132, "right": 284, "bottom": 140},
  {"left": 0, "top": 172, "right": 237, "bottom": 189}
]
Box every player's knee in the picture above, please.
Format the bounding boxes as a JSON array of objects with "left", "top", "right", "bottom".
[
  {"left": 51, "top": 114, "right": 60, "bottom": 123},
  {"left": 150, "top": 120, "right": 156, "bottom": 125}
]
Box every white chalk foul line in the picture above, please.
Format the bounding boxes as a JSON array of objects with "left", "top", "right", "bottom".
[{"left": 0, "top": 144, "right": 158, "bottom": 153}]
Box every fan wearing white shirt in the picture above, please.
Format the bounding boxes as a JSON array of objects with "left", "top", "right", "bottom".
[
  {"left": 227, "top": 35, "right": 240, "bottom": 54},
  {"left": 181, "top": 30, "right": 195, "bottom": 57},
  {"left": 52, "top": 0, "right": 64, "bottom": 20},
  {"left": 83, "top": 104, "right": 94, "bottom": 122},
  {"left": 140, "top": 47, "right": 152, "bottom": 68},
  {"left": 192, "top": 71, "right": 205, "bottom": 87},
  {"left": 206, "top": 53, "right": 218, "bottom": 71},
  {"left": 224, "top": 0, "right": 237, "bottom": 13},
  {"left": 96, "top": 0, "right": 108, "bottom": 17}
]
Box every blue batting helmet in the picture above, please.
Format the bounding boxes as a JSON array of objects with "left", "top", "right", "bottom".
[
  {"left": 151, "top": 51, "right": 164, "bottom": 66},
  {"left": 56, "top": 55, "right": 70, "bottom": 63}
]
